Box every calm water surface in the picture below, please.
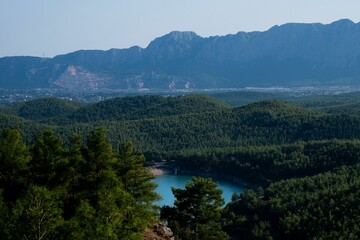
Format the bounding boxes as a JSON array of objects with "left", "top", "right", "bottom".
[{"left": 154, "top": 174, "right": 244, "bottom": 206}]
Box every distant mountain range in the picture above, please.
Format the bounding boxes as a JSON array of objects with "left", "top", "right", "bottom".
[{"left": 1, "top": 19, "right": 360, "bottom": 91}]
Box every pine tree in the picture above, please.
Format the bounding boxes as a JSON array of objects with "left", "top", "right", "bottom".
[
  {"left": 162, "top": 177, "right": 228, "bottom": 240},
  {"left": 114, "top": 141, "right": 161, "bottom": 237},
  {"left": 115, "top": 141, "right": 160, "bottom": 203},
  {"left": 0, "top": 191, "right": 10, "bottom": 238},
  {"left": 30, "top": 129, "right": 68, "bottom": 188},
  {"left": 84, "top": 128, "right": 115, "bottom": 186},
  {"left": 12, "top": 186, "right": 63, "bottom": 240},
  {"left": 63, "top": 134, "right": 86, "bottom": 218},
  {"left": 0, "top": 129, "right": 30, "bottom": 202}
]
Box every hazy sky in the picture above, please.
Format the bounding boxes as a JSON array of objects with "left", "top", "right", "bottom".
[{"left": 1, "top": 0, "right": 360, "bottom": 57}]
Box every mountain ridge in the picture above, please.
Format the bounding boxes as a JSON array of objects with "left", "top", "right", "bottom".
[{"left": 1, "top": 19, "right": 360, "bottom": 91}]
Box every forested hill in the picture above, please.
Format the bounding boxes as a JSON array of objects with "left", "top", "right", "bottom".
[
  {"left": 211, "top": 90, "right": 360, "bottom": 116},
  {"left": 9, "top": 98, "right": 84, "bottom": 121},
  {"left": 0, "top": 94, "right": 360, "bottom": 153},
  {"left": 67, "top": 94, "right": 230, "bottom": 123},
  {"left": 0, "top": 94, "right": 230, "bottom": 123}
]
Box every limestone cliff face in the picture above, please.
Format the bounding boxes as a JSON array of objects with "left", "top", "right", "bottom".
[
  {"left": 52, "top": 66, "right": 112, "bottom": 91},
  {"left": 196, "top": 19, "right": 360, "bottom": 67},
  {"left": 145, "top": 31, "right": 202, "bottom": 61},
  {"left": 1, "top": 19, "right": 360, "bottom": 90}
]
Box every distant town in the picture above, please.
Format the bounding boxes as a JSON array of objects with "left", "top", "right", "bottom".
[{"left": 0, "top": 86, "right": 358, "bottom": 104}]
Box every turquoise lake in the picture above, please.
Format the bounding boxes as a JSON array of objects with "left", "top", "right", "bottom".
[{"left": 153, "top": 174, "right": 244, "bottom": 206}]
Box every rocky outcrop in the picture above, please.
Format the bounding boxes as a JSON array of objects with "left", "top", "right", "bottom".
[
  {"left": 52, "top": 65, "right": 112, "bottom": 91},
  {"left": 143, "top": 222, "right": 174, "bottom": 240}
]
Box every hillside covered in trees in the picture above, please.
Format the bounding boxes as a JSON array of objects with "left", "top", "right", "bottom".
[
  {"left": 2, "top": 94, "right": 360, "bottom": 152},
  {"left": 0, "top": 128, "right": 160, "bottom": 239},
  {"left": 1, "top": 93, "right": 360, "bottom": 239}
]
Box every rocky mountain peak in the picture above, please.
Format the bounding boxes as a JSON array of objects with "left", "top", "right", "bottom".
[
  {"left": 148, "top": 31, "right": 200, "bottom": 47},
  {"left": 145, "top": 31, "right": 202, "bottom": 61},
  {"left": 165, "top": 31, "right": 200, "bottom": 41},
  {"left": 330, "top": 18, "right": 355, "bottom": 26}
]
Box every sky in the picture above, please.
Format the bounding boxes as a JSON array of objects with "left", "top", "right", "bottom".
[{"left": 1, "top": 0, "right": 360, "bottom": 57}]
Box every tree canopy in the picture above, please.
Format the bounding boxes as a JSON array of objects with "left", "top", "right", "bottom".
[
  {"left": 161, "top": 177, "right": 228, "bottom": 240},
  {"left": 0, "top": 127, "right": 160, "bottom": 239}
]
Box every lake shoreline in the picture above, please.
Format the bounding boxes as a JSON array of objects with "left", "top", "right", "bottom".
[
  {"left": 148, "top": 167, "right": 168, "bottom": 176},
  {"left": 149, "top": 163, "right": 255, "bottom": 189},
  {"left": 175, "top": 168, "right": 256, "bottom": 189},
  {"left": 147, "top": 161, "right": 175, "bottom": 176},
  {"left": 154, "top": 174, "right": 245, "bottom": 206}
]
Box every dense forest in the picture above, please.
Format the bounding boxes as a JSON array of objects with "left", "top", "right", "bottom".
[
  {"left": 1, "top": 92, "right": 360, "bottom": 239},
  {"left": 0, "top": 127, "right": 160, "bottom": 239},
  {"left": 3, "top": 94, "right": 360, "bottom": 153}
]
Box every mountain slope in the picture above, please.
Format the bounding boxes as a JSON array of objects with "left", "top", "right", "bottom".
[{"left": 1, "top": 19, "right": 360, "bottom": 90}]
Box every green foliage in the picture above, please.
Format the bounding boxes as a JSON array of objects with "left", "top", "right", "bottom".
[
  {"left": 210, "top": 91, "right": 285, "bottom": 107},
  {"left": 161, "top": 177, "right": 228, "bottom": 240},
  {"left": 223, "top": 165, "right": 360, "bottom": 239},
  {"left": 0, "top": 128, "right": 159, "bottom": 239},
  {"left": 3, "top": 95, "right": 360, "bottom": 155},
  {"left": 3, "top": 95, "right": 360, "bottom": 239},
  {"left": 0, "top": 129, "right": 30, "bottom": 201},
  {"left": 82, "top": 127, "right": 115, "bottom": 194},
  {"left": 210, "top": 89, "right": 360, "bottom": 115},
  {"left": 116, "top": 141, "right": 160, "bottom": 203},
  {"left": 66, "top": 94, "right": 230, "bottom": 123},
  {"left": 0, "top": 191, "right": 10, "bottom": 238},
  {"left": 293, "top": 92, "right": 360, "bottom": 116},
  {"left": 30, "top": 129, "right": 68, "bottom": 188},
  {"left": 15, "top": 98, "right": 82, "bottom": 121},
  {"left": 174, "top": 139, "right": 360, "bottom": 185},
  {"left": 12, "top": 185, "right": 63, "bottom": 240},
  {"left": 67, "top": 200, "right": 97, "bottom": 239},
  {"left": 114, "top": 141, "right": 161, "bottom": 237},
  {"left": 69, "top": 186, "right": 138, "bottom": 240},
  {"left": 62, "top": 134, "right": 85, "bottom": 218}
]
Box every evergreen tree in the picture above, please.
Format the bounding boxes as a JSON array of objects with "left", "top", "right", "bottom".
[
  {"left": 30, "top": 129, "right": 68, "bottom": 188},
  {"left": 63, "top": 134, "right": 86, "bottom": 218},
  {"left": 0, "top": 191, "right": 10, "bottom": 238},
  {"left": 69, "top": 134, "right": 155, "bottom": 239},
  {"left": 82, "top": 127, "right": 116, "bottom": 204},
  {"left": 67, "top": 200, "right": 97, "bottom": 239},
  {"left": 84, "top": 128, "right": 115, "bottom": 185},
  {"left": 115, "top": 141, "right": 161, "bottom": 237},
  {"left": 68, "top": 186, "right": 136, "bottom": 240},
  {"left": 12, "top": 186, "right": 63, "bottom": 240},
  {"left": 161, "top": 177, "right": 228, "bottom": 240},
  {"left": 0, "top": 128, "right": 30, "bottom": 202},
  {"left": 115, "top": 141, "right": 160, "bottom": 203}
]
